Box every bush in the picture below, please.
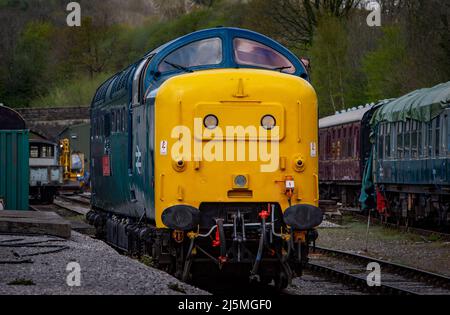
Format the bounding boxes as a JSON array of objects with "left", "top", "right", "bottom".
[{"left": 30, "top": 73, "right": 113, "bottom": 108}]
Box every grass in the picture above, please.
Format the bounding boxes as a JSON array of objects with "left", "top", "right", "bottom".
[
  {"left": 140, "top": 255, "right": 156, "bottom": 268},
  {"left": 339, "top": 215, "right": 425, "bottom": 243},
  {"left": 30, "top": 73, "right": 113, "bottom": 108},
  {"left": 168, "top": 282, "right": 187, "bottom": 294}
]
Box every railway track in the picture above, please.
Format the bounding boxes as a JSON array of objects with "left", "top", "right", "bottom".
[
  {"left": 41, "top": 194, "right": 450, "bottom": 295},
  {"left": 58, "top": 193, "right": 91, "bottom": 207},
  {"left": 30, "top": 198, "right": 94, "bottom": 236},
  {"left": 306, "top": 246, "right": 450, "bottom": 295}
]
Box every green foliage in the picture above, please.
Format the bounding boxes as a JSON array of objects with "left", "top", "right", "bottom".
[
  {"left": 4, "top": 21, "right": 53, "bottom": 107},
  {"left": 0, "top": 0, "right": 448, "bottom": 111},
  {"left": 31, "top": 73, "right": 113, "bottom": 107},
  {"left": 363, "top": 26, "right": 409, "bottom": 101},
  {"left": 309, "top": 16, "right": 350, "bottom": 117}
]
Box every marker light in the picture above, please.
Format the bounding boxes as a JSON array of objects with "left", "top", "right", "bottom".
[
  {"left": 204, "top": 115, "right": 219, "bottom": 130},
  {"left": 261, "top": 115, "right": 276, "bottom": 130},
  {"left": 234, "top": 175, "right": 248, "bottom": 188}
]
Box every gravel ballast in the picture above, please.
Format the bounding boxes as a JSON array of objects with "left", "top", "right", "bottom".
[
  {"left": 0, "top": 232, "right": 209, "bottom": 295},
  {"left": 316, "top": 217, "right": 450, "bottom": 277}
]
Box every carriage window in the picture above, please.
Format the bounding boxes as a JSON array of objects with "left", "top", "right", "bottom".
[
  {"left": 234, "top": 38, "right": 296, "bottom": 74},
  {"left": 435, "top": 116, "right": 441, "bottom": 157},
  {"left": 355, "top": 129, "right": 360, "bottom": 158},
  {"left": 347, "top": 127, "right": 352, "bottom": 157},
  {"left": 404, "top": 121, "right": 411, "bottom": 159},
  {"left": 30, "top": 146, "right": 39, "bottom": 158},
  {"left": 397, "top": 122, "right": 404, "bottom": 158},
  {"left": 378, "top": 124, "right": 384, "bottom": 160},
  {"left": 158, "top": 38, "right": 223, "bottom": 72},
  {"left": 326, "top": 130, "right": 333, "bottom": 159},
  {"left": 428, "top": 121, "right": 433, "bottom": 157},
  {"left": 411, "top": 121, "right": 418, "bottom": 159},
  {"left": 418, "top": 122, "right": 423, "bottom": 157},
  {"left": 41, "top": 145, "right": 54, "bottom": 158},
  {"left": 385, "top": 124, "right": 392, "bottom": 159}
]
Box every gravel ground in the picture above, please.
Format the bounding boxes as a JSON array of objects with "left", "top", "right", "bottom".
[
  {"left": 316, "top": 216, "right": 450, "bottom": 277},
  {"left": 0, "top": 232, "right": 209, "bottom": 295},
  {"left": 289, "top": 272, "right": 366, "bottom": 295}
]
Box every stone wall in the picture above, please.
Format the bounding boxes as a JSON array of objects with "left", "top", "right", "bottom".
[{"left": 16, "top": 107, "right": 90, "bottom": 141}]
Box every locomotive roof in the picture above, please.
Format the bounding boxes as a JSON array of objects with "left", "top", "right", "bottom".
[
  {"left": 372, "top": 81, "right": 450, "bottom": 124},
  {"left": 319, "top": 105, "right": 374, "bottom": 129},
  {"left": 0, "top": 105, "right": 26, "bottom": 130},
  {"left": 91, "top": 27, "right": 309, "bottom": 108}
]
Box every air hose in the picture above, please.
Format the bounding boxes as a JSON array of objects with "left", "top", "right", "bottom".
[
  {"left": 216, "top": 219, "right": 227, "bottom": 261},
  {"left": 251, "top": 216, "right": 266, "bottom": 277}
]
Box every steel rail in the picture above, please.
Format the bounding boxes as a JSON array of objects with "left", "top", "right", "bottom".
[
  {"left": 306, "top": 262, "right": 418, "bottom": 295},
  {"left": 313, "top": 246, "right": 450, "bottom": 290}
]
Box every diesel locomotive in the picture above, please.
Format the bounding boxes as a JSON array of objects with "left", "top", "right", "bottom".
[{"left": 86, "top": 27, "right": 323, "bottom": 288}]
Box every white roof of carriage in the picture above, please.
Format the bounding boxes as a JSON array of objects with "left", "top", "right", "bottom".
[{"left": 319, "top": 104, "right": 374, "bottom": 129}]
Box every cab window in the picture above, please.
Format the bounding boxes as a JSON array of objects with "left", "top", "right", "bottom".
[
  {"left": 158, "top": 38, "right": 223, "bottom": 72},
  {"left": 233, "top": 38, "right": 296, "bottom": 74}
]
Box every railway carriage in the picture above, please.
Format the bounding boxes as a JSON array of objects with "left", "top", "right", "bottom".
[
  {"left": 370, "top": 82, "right": 450, "bottom": 227},
  {"left": 87, "top": 27, "right": 322, "bottom": 288},
  {"left": 319, "top": 105, "right": 374, "bottom": 208}
]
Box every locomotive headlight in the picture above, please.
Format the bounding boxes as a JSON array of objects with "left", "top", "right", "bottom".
[
  {"left": 233, "top": 175, "right": 249, "bottom": 189},
  {"left": 261, "top": 115, "right": 276, "bottom": 130},
  {"left": 204, "top": 115, "right": 218, "bottom": 130}
]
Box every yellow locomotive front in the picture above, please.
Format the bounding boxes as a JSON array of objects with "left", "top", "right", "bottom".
[{"left": 154, "top": 68, "right": 322, "bottom": 287}]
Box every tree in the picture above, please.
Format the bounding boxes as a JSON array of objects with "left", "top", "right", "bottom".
[
  {"left": 4, "top": 21, "right": 53, "bottom": 106},
  {"left": 363, "top": 26, "right": 409, "bottom": 101},
  {"left": 66, "top": 17, "right": 122, "bottom": 79},
  {"left": 246, "top": 0, "right": 361, "bottom": 48},
  {"left": 309, "top": 15, "right": 351, "bottom": 116}
]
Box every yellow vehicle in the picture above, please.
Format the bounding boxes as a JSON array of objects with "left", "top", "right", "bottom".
[
  {"left": 87, "top": 28, "right": 322, "bottom": 289},
  {"left": 59, "top": 138, "right": 85, "bottom": 183}
]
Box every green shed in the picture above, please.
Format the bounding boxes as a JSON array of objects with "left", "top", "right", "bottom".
[{"left": 0, "top": 105, "right": 29, "bottom": 210}]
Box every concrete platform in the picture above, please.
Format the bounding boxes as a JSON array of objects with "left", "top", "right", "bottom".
[{"left": 0, "top": 210, "right": 71, "bottom": 239}]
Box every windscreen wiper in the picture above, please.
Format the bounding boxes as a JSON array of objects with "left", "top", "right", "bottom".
[
  {"left": 273, "top": 66, "right": 292, "bottom": 72},
  {"left": 164, "top": 61, "right": 194, "bottom": 73}
]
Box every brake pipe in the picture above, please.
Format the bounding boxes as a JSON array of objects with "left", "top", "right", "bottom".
[
  {"left": 240, "top": 212, "right": 247, "bottom": 242},
  {"left": 271, "top": 204, "right": 282, "bottom": 238},
  {"left": 250, "top": 214, "right": 266, "bottom": 278},
  {"left": 281, "top": 232, "right": 293, "bottom": 264},
  {"left": 182, "top": 237, "right": 195, "bottom": 282},
  {"left": 216, "top": 219, "right": 227, "bottom": 265}
]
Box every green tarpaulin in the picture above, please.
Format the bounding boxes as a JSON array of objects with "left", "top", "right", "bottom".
[
  {"left": 359, "top": 148, "right": 375, "bottom": 211},
  {"left": 372, "top": 81, "right": 450, "bottom": 124}
]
